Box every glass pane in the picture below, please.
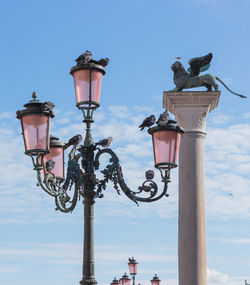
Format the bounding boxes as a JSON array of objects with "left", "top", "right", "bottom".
[
  {"left": 153, "top": 130, "right": 176, "bottom": 166},
  {"left": 129, "top": 263, "right": 137, "bottom": 274},
  {"left": 44, "top": 147, "right": 64, "bottom": 178},
  {"left": 73, "top": 69, "right": 102, "bottom": 107},
  {"left": 151, "top": 281, "right": 160, "bottom": 285},
  {"left": 22, "top": 115, "right": 49, "bottom": 152},
  {"left": 174, "top": 133, "right": 181, "bottom": 164}
]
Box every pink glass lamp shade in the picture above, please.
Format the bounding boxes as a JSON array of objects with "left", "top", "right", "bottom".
[
  {"left": 43, "top": 136, "right": 64, "bottom": 180},
  {"left": 16, "top": 93, "right": 54, "bottom": 156},
  {"left": 120, "top": 273, "right": 131, "bottom": 285},
  {"left": 151, "top": 274, "right": 161, "bottom": 285},
  {"left": 70, "top": 62, "right": 106, "bottom": 110},
  {"left": 111, "top": 277, "right": 121, "bottom": 285},
  {"left": 148, "top": 120, "right": 183, "bottom": 170},
  {"left": 128, "top": 257, "right": 138, "bottom": 275}
]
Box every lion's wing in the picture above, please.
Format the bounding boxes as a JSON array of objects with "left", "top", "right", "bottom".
[{"left": 188, "top": 53, "right": 213, "bottom": 76}]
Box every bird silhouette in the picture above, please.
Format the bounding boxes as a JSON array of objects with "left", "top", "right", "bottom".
[
  {"left": 156, "top": 110, "right": 170, "bottom": 127},
  {"left": 46, "top": 160, "right": 55, "bottom": 172},
  {"left": 139, "top": 115, "right": 156, "bottom": 131},
  {"left": 96, "top": 58, "right": 109, "bottom": 67},
  {"left": 175, "top": 56, "right": 182, "bottom": 60},
  {"left": 75, "top": 50, "right": 92, "bottom": 65},
  {"left": 96, "top": 137, "right": 113, "bottom": 148},
  {"left": 64, "top": 134, "right": 82, "bottom": 150},
  {"left": 145, "top": 170, "right": 154, "bottom": 180},
  {"left": 41, "top": 101, "right": 55, "bottom": 112}
]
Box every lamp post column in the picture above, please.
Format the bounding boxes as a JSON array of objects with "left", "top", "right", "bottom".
[
  {"left": 80, "top": 196, "right": 97, "bottom": 285},
  {"left": 163, "top": 91, "right": 220, "bottom": 285}
]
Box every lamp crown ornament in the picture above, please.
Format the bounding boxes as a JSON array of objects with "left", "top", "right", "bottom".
[{"left": 16, "top": 51, "right": 184, "bottom": 285}]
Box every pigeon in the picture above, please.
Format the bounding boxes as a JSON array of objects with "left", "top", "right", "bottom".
[
  {"left": 64, "top": 134, "right": 82, "bottom": 150},
  {"left": 95, "top": 137, "right": 113, "bottom": 148},
  {"left": 41, "top": 101, "right": 55, "bottom": 112},
  {"left": 156, "top": 110, "right": 170, "bottom": 127},
  {"left": 96, "top": 58, "right": 109, "bottom": 67},
  {"left": 145, "top": 170, "right": 154, "bottom": 180},
  {"left": 46, "top": 160, "right": 55, "bottom": 172},
  {"left": 175, "top": 56, "right": 182, "bottom": 60},
  {"left": 75, "top": 50, "right": 92, "bottom": 65},
  {"left": 138, "top": 115, "right": 155, "bottom": 131}
]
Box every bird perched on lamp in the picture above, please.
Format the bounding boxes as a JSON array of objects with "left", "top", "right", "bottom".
[
  {"left": 46, "top": 160, "right": 55, "bottom": 172},
  {"left": 75, "top": 50, "right": 92, "bottom": 65},
  {"left": 41, "top": 101, "right": 55, "bottom": 112},
  {"left": 64, "top": 134, "right": 82, "bottom": 150},
  {"left": 139, "top": 115, "right": 156, "bottom": 131},
  {"left": 96, "top": 58, "right": 109, "bottom": 67},
  {"left": 156, "top": 110, "right": 170, "bottom": 127},
  {"left": 95, "top": 137, "right": 113, "bottom": 148}
]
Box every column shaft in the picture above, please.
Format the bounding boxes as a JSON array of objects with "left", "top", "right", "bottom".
[
  {"left": 178, "top": 131, "right": 206, "bottom": 285},
  {"left": 163, "top": 91, "right": 220, "bottom": 285}
]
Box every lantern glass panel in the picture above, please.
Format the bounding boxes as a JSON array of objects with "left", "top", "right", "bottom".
[
  {"left": 120, "top": 279, "right": 130, "bottom": 285},
  {"left": 128, "top": 263, "right": 137, "bottom": 275},
  {"left": 73, "top": 69, "right": 102, "bottom": 108},
  {"left": 153, "top": 130, "right": 181, "bottom": 168},
  {"left": 43, "top": 147, "right": 64, "bottom": 178},
  {"left": 22, "top": 115, "right": 50, "bottom": 153}
]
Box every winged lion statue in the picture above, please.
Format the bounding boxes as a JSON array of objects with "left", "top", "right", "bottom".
[{"left": 170, "top": 53, "right": 246, "bottom": 98}]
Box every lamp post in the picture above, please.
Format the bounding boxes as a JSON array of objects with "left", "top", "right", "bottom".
[
  {"left": 16, "top": 52, "right": 183, "bottom": 285},
  {"left": 113, "top": 258, "right": 161, "bottom": 285},
  {"left": 128, "top": 257, "right": 138, "bottom": 285}
]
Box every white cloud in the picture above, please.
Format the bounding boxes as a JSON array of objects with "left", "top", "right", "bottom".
[
  {"left": 1, "top": 108, "right": 250, "bottom": 224},
  {"left": 214, "top": 237, "right": 250, "bottom": 244},
  {"left": 205, "top": 123, "right": 250, "bottom": 219},
  {"left": 0, "top": 112, "right": 13, "bottom": 119},
  {"left": 0, "top": 266, "right": 21, "bottom": 273},
  {"left": 207, "top": 268, "right": 229, "bottom": 283}
]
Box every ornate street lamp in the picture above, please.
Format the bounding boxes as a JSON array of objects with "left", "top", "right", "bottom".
[
  {"left": 128, "top": 257, "right": 138, "bottom": 285},
  {"left": 16, "top": 51, "right": 183, "bottom": 285},
  {"left": 115, "top": 258, "right": 161, "bottom": 285},
  {"left": 111, "top": 277, "right": 121, "bottom": 285},
  {"left": 151, "top": 274, "right": 161, "bottom": 285},
  {"left": 120, "top": 273, "right": 131, "bottom": 285},
  {"left": 16, "top": 92, "right": 54, "bottom": 156}
]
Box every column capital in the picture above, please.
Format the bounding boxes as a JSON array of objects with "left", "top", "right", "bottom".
[{"left": 163, "top": 91, "right": 220, "bottom": 133}]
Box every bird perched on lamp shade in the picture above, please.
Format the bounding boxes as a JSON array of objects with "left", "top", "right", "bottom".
[
  {"left": 75, "top": 50, "right": 92, "bottom": 65},
  {"left": 96, "top": 58, "right": 109, "bottom": 67},
  {"left": 41, "top": 101, "right": 55, "bottom": 112},
  {"left": 46, "top": 160, "right": 55, "bottom": 172},
  {"left": 96, "top": 137, "right": 113, "bottom": 148},
  {"left": 156, "top": 110, "right": 170, "bottom": 127},
  {"left": 139, "top": 115, "right": 156, "bottom": 131},
  {"left": 63, "top": 134, "right": 82, "bottom": 150}
]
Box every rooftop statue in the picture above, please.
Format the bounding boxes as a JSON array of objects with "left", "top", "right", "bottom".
[{"left": 170, "top": 53, "right": 247, "bottom": 98}]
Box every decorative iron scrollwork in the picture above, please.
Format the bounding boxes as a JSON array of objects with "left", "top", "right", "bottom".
[{"left": 32, "top": 134, "right": 172, "bottom": 212}]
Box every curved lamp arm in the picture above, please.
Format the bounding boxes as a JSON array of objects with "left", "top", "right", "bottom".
[
  {"left": 55, "top": 147, "right": 83, "bottom": 213},
  {"left": 31, "top": 148, "right": 82, "bottom": 213},
  {"left": 54, "top": 184, "right": 80, "bottom": 213},
  {"left": 94, "top": 148, "right": 171, "bottom": 205},
  {"left": 31, "top": 156, "right": 63, "bottom": 197}
]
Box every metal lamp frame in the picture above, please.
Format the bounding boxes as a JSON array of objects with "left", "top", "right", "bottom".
[{"left": 17, "top": 53, "right": 183, "bottom": 285}]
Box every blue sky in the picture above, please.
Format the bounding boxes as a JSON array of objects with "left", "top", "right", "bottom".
[{"left": 0, "top": 0, "right": 250, "bottom": 285}]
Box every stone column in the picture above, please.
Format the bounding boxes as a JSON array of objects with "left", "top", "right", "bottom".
[{"left": 163, "top": 91, "right": 220, "bottom": 285}]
